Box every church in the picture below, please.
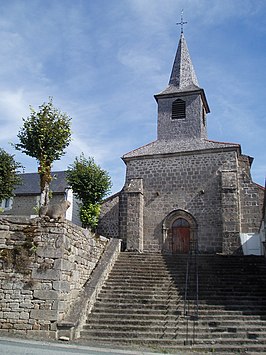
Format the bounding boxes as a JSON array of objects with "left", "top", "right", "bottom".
[{"left": 98, "top": 30, "right": 264, "bottom": 255}]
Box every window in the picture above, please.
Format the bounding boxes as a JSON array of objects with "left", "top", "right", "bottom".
[
  {"left": 0, "top": 198, "right": 13, "bottom": 210},
  {"left": 172, "top": 99, "right": 186, "bottom": 119}
]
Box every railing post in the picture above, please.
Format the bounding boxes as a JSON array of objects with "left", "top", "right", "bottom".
[{"left": 184, "top": 239, "right": 199, "bottom": 346}]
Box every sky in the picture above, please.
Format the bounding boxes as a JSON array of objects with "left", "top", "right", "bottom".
[{"left": 0, "top": 0, "right": 265, "bottom": 194}]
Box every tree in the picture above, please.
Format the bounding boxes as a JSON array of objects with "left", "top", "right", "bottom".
[
  {"left": 66, "top": 154, "right": 112, "bottom": 229},
  {"left": 14, "top": 98, "right": 71, "bottom": 206},
  {"left": 0, "top": 148, "right": 22, "bottom": 202}
]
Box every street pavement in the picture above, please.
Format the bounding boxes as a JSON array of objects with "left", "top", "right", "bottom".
[{"left": 0, "top": 336, "right": 171, "bottom": 355}]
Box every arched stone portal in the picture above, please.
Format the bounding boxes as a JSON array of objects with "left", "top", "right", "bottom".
[{"left": 162, "top": 209, "right": 197, "bottom": 254}]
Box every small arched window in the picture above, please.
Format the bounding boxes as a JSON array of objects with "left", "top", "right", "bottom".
[{"left": 172, "top": 99, "right": 186, "bottom": 119}]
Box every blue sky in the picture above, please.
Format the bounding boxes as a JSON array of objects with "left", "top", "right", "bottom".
[{"left": 0, "top": 0, "right": 265, "bottom": 194}]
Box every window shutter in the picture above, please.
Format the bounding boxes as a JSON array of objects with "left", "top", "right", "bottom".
[{"left": 172, "top": 99, "right": 186, "bottom": 119}]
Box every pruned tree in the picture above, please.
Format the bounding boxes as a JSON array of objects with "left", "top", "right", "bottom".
[
  {"left": 0, "top": 148, "right": 22, "bottom": 202},
  {"left": 14, "top": 98, "right": 71, "bottom": 206},
  {"left": 66, "top": 154, "right": 112, "bottom": 229}
]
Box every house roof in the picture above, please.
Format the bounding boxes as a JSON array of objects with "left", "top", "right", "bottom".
[
  {"left": 14, "top": 171, "right": 69, "bottom": 195},
  {"left": 122, "top": 139, "right": 240, "bottom": 160}
]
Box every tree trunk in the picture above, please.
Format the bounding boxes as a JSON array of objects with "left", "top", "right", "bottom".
[
  {"left": 40, "top": 182, "right": 50, "bottom": 206},
  {"left": 39, "top": 164, "right": 51, "bottom": 206}
]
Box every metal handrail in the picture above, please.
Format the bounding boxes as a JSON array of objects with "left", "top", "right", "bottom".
[{"left": 184, "top": 239, "right": 199, "bottom": 345}]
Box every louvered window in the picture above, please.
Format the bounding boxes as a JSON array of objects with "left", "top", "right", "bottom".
[{"left": 172, "top": 99, "right": 186, "bottom": 119}]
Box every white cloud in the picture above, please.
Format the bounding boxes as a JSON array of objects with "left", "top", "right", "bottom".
[
  {"left": 0, "top": 0, "right": 264, "bottom": 192},
  {"left": 0, "top": 89, "right": 28, "bottom": 140}
]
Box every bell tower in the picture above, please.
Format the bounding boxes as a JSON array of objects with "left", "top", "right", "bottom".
[{"left": 154, "top": 27, "right": 210, "bottom": 141}]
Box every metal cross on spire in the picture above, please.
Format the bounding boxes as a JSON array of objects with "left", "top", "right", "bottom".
[{"left": 176, "top": 10, "right": 187, "bottom": 34}]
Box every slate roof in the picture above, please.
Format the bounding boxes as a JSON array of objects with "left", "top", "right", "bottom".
[
  {"left": 154, "top": 32, "right": 210, "bottom": 113},
  {"left": 122, "top": 139, "right": 240, "bottom": 160},
  {"left": 157, "top": 33, "right": 200, "bottom": 95},
  {"left": 14, "top": 171, "right": 69, "bottom": 195}
]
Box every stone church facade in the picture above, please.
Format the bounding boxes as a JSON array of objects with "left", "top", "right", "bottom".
[{"left": 98, "top": 33, "right": 264, "bottom": 255}]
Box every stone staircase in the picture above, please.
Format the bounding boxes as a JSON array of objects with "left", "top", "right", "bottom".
[{"left": 80, "top": 252, "right": 266, "bottom": 353}]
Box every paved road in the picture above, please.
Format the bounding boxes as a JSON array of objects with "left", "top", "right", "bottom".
[{"left": 0, "top": 336, "right": 169, "bottom": 355}]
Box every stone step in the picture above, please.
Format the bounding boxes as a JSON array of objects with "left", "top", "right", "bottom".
[
  {"left": 104, "top": 285, "right": 266, "bottom": 293},
  {"left": 80, "top": 331, "right": 266, "bottom": 346},
  {"left": 86, "top": 324, "right": 266, "bottom": 334},
  {"left": 93, "top": 299, "right": 266, "bottom": 310},
  {"left": 91, "top": 307, "right": 266, "bottom": 318},
  {"left": 106, "top": 276, "right": 266, "bottom": 284},
  {"left": 101, "top": 285, "right": 266, "bottom": 296},
  {"left": 95, "top": 299, "right": 266, "bottom": 310},
  {"left": 99, "top": 292, "right": 266, "bottom": 301},
  {"left": 82, "top": 327, "right": 266, "bottom": 339},
  {"left": 81, "top": 253, "right": 266, "bottom": 353},
  {"left": 97, "top": 290, "right": 266, "bottom": 300},
  {"left": 84, "top": 321, "right": 266, "bottom": 333},
  {"left": 117, "top": 253, "right": 265, "bottom": 263},
  {"left": 87, "top": 312, "right": 266, "bottom": 322}
]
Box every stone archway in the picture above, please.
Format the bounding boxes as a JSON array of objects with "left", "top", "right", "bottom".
[{"left": 162, "top": 209, "right": 197, "bottom": 254}]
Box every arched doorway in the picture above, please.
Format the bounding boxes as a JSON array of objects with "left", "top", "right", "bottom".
[
  {"left": 162, "top": 209, "right": 197, "bottom": 254},
  {"left": 172, "top": 218, "right": 190, "bottom": 254}
]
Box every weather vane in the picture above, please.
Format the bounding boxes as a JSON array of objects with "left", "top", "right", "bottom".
[{"left": 176, "top": 9, "right": 187, "bottom": 34}]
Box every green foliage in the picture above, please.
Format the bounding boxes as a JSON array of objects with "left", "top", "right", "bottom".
[
  {"left": 15, "top": 98, "right": 72, "bottom": 163},
  {"left": 0, "top": 148, "right": 22, "bottom": 201},
  {"left": 66, "top": 154, "right": 112, "bottom": 229},
  {"left": 66, "top": 154, "right": 112, "bottom": 205},
  {"left": 14, "top": 98, "right": 72, "bottom": 205},
  {"left": 79, "top": 203, "right": 101, "bottom": 230}
]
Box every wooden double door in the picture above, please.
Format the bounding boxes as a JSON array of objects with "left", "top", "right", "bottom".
[{"left": 172, "top": 218, "right": 191, "bottom": 254}]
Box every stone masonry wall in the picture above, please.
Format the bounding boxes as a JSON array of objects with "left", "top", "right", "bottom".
[
  {"left": 238, "top": 156, "right": 264, "bottom": 234},
  {"left": 220, "top": 170, "right": 241, "bottom": 254},
  {"left": 121, "top": 149, "right": 239, "bottom": 253},
  {"left": 123, "top": 178, "right": 144, "bottom": 252},
  {"left": 157, "top": 94, "right": 207, "bottom": 140},
  {"left": 97, "top": 193, "right": 120, "bottom": 238},
  {"left": 0, "top": 216, "right": 108, "bottom": 339}
]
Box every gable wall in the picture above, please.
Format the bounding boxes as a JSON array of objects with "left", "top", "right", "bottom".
[{"left": 122, "top": 150, "right": 239, "bottom": 253}]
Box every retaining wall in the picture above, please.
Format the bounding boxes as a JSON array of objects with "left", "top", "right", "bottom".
[{"left": 0, "top": 216, "right": 109, "bottom": 339}]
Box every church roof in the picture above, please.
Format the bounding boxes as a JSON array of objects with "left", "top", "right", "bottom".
[
  {"left": 122, "top": 139, "right": 240, "bottom": 160},
  {"left": 156, "top": 33, "right": 201, "bottom": 96}
]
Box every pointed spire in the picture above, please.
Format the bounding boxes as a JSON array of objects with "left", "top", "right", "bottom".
[{"left": 168, "top": 33, "right": 199, "bottom": 90}]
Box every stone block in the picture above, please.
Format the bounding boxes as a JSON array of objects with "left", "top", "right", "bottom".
[
  {"left": 19, "top": 303, "right": 34, "bottom": 309},
  {"left": 0, "top": 231, "right": 10, "bottom": 239},
  {"left": 14, "top": 323, "right": 32, "bottom": 330},
  {"left": 32, "top": 268, "right": 60, "bottom": 280},
  {"left": 52, "top": 281, "right": 70, "bottom": 292},
  {"left": 3, "top": 312, "right": 19, "bottom": 319},
  {"left": 54, "top": 259, "right": 73, "bottom": 271},
  {"left": 36, "top": 246, "right": 64, "bottom": 258},
  {"left": 33, "top": 290, "right": 58, "bottom": 300},
  {"left": 30, "top": 309, "right": 58, "bottom": 321},
  {"left": 0, "top": 225, "right": 9, "bottom": 231},
  {"left": 19, "top": 311, "right": 30, "bottom": 320}
]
